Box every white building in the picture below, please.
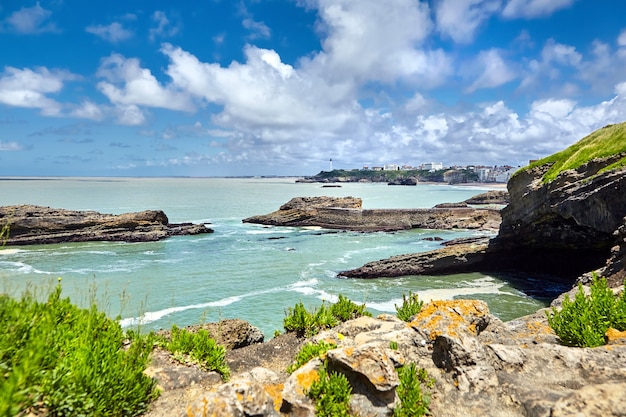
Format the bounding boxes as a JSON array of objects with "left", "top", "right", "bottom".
[{"left": 422, "top": 162, "right": 443, "bottom": 171}]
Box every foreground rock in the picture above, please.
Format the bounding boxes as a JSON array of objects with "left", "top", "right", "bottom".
[
  {"left": 0, "top": 204, "right": 212, "bottom": 245},
  {"left": 243, "top": 196, "right": 501, "bottom": 232},
  {"left": 144, "top": 300, "right": 626, "bottom": 417}
]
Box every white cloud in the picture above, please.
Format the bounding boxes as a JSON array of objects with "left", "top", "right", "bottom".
[
  {"left": 86, "top": 22, "right": 133, "bottom": 43},
  {"left": 519, "top": 39, "right": 582, "bottom": 92},
  {"left": 465, "top": 49, "right": 516, "bottom": 92},
  {"left": 71, "top": 101, "right": 105, "bottom": 120},
  {"left": 304, "top": 0, "right": 450, "bottom": 86},
  {"left": 502, "top": 0, "right": 575, "bottom": 19},
  {"left": 115, "top": 104, "right": 146, "bottom": 126},
  {"left": 0, "top": 141, "right": 23, "bottom": 151},
  {"left": 242, "top": 18, "right": 270, "bottom": 39},
  {"left": 435, "top": 0, "right": 501, "bottom": 44},
  {"left": 96, "top": 53, "right": 195, "bottom": 113},
  {"left": 619, "top": 30, "right": 626, "bottom": 47},
  {"left": 1, "top": 2, "right": 58, "bottom": 34},
  {"left": 149, "top": 11, "right": 180, "bottom": 41},
  {"left": 0, "top": 66, "right": 76, "bottom": 116}
]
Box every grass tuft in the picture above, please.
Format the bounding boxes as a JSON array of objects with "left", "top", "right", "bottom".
[{"left": 395, "top": 291, "right": 424, "bottom": 322}]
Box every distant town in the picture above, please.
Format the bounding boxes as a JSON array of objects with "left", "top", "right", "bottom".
[{"left": 301, "top": 160, "right": 520, "bottom": 184}]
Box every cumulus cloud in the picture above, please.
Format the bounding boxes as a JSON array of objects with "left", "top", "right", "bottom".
[
  {"left": 0, "top": 66, "right": 77, "bottom": 116},
  {"left": 502, "top": 0, "right": 576, "bottom": 19},
  {"left": 96, "top": 53, "right": 195, "bottom": 116},
  {"left": 304, "top": 0, "right": 450, "bottom": 86},
  {"left": 86, "top": 22, "right": 133, "bottom": 43},
  {"left": 435, "top": 0, "right": 501, "bottom": 43},
  {"left": 619, "top": 29, "right": 626, "bottom": 47},
  {"left": 242, "top": 18, "right": 271, "bottom": 39},
  {"left": 1, "top": 2, "right": 58, "bottom": 34}
]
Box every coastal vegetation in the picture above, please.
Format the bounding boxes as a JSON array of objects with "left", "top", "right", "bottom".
[
  {"left": 307, "top": 361, "right": 352, "bottom": 417},
  {"left": 301, "top": 167, "right": 480, "bottom": 183},
  {"left": 394, "top": 363, "right": 434, "bottom": 417},
  {"left": 156, "top": 325, "right": 230, "bottom": 380},
  {"left": 282, "top": 295, "right": 371, "bottom": 337},
  {"left": 525, "top": 122, "right": 626, "bottom": 182},
  {"left": 395, "top": 291, "right": 424, "bottom": 322},
  {"left": 547, "top": 275, "right": 626, "bottom": 347},
  {"left": 287, "top": 340, "right": 337, "bottom": 373},
  {"left": 0, "top": 283, "right": 157, "bottom": 417}
]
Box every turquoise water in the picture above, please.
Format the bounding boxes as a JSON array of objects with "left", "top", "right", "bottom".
[{"left": 0, "top": 177, "right": 561, "bottom": 337}]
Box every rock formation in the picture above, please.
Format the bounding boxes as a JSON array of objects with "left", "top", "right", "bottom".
[
  {"left": 0, "top": 204, "right": 212, "bottom": 245},
  {"left": 340, "top": 160, "right": 626, "bottom": 281},
  {"left": 146, "top": 301, "right": 626, "bottom": 417},
  {"left": 243, "top": 196, "right": 501, "bottom": 232}
]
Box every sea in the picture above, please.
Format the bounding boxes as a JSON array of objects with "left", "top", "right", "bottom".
[{"left": 0, "top": 177, "right": 567, "bottom": 338}]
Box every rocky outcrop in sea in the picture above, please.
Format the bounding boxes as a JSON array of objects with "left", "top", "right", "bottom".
[
  {"left": 0, "top": 204, "right": 213, "bottom": 245},
  {"left": 243, "top": 196, "right": 502, "bottom": 232}
]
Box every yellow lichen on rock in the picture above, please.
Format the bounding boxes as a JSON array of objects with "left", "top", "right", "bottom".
[
  {"left": 411, "top": 299, "right": 489, "bottom": 340},
  {"left": 263, "top": 383, "right": 284, "bottom": 411},
  {"left": 295, "top": 369, "right": 320, "bottom": 395}
]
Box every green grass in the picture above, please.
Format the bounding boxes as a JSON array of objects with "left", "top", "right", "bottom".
[
  {"left": 524, "top": 122, "right": 626, "bottom": 182},
  {"left": 0, "top": 283, "right": 158, "bottom": 416},
  {"left": 547, "top": 275, "right": 626, "bottom": 347}
]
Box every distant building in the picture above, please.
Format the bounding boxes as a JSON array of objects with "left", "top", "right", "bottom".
[
  {"left": 371, "top": 166, "right": 384, "bottom": 171},
  {"left": 422, "top": 162, "right": 443, "bottom": 171},
  {"left": 476, "top": 168, "right": 491, "bottom": 182},
  {"left": 495, "top": 168, "right": 516, "bottom": 183},
  {"left": 384, "top": 164, "right": 400, "bottom": 171}
]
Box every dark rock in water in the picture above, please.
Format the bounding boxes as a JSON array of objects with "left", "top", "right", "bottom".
[
  {"left": 321, "top": 184, "right": 342, "bottom": 188},
  {"left": 0, "top": 204, "right": 213, "bottom": 245},
  {"left": 387, "top": 178, "right": 417, "bottom": 186},
  {"left": 421, "top": 236, "right": 444, "bottom": 241}
]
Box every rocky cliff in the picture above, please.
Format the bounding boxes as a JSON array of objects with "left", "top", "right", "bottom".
[
  {"left": 0, "top": 204, "right": 213, "bottom": 245},
  {"left": 340, "top": 123, "right": 626, "bottom": 282}
]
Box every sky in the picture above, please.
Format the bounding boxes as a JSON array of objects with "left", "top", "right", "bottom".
[{"left": 1, "top": 0, "right": 626, "bottom": 177}]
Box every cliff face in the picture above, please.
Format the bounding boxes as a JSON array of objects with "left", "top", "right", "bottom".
[{"left": 490, "top": 158, "right": 626, "bottom": 278}]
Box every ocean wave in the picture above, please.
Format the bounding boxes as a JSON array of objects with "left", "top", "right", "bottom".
[
  {"left": 119, "top": 285, "right": 286, "bottom": 328},
  {"left": 0, "top": 248, "right": 27, "bottom": 255},
  {"left": 0, "top": 261, "right": 53, "bottom": 275}
]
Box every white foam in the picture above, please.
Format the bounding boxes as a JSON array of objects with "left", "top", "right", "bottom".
[
  {"left": 0, "top": 261, "right": 52, "bottom": 275},
  {"left": 0, "top": 248, "right": 25, "bottom": 255}
]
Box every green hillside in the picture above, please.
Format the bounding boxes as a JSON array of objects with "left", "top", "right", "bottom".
[{"left": 526, "top": 122, "right": 626, "bottom": 182}]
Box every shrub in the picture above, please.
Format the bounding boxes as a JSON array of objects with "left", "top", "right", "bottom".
[
  {"left": 330, "top": 294, "right": 372, "bottom": 321},
  {"left": 307, "top": 362, "right": 352, "bottom": 417},
  {"left": 395, "top": 291, "right": 424, "bottom": 322},
  {"left": 283, "top": 295, "right": 371, "bottom": 337},
  {"left": 547, "top": 275, "right": 626, "bottom": 347},
  {"left": 394, "top": 363, "right": 433, "bottom": 417},
  {"left": 287, "top": 340, "right": 337, "bottom": 373},
  {"left": 0, "top": 283, "right": 157, "bottom": 416},
  {"left": 159, "top": 325, "right": 230, "bottom": 380}
]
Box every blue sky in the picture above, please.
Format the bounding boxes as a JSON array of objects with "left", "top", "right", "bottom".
[{"left": 1, "top": 0, "right": 626, "bottom": 177}]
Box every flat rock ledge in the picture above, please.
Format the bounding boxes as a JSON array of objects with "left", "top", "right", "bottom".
[
  {"left": 144, "top": 300, "right": 626, "bottom": 417},
  {"left": 0, "top": 204, "right": 213, "bottom": 245},
  {"left": 243, "top": 196, "right": 501, "bottom": 232}
]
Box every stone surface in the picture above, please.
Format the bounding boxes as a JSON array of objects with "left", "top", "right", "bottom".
[
  {"left": 243, "top": 196, "right": 501, "bottom": 232},
  {"left": 0, "top": 204, "right": 212, "bottom": 245}
]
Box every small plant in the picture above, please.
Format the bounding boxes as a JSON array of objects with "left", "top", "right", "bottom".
[
  {"left": 307, "top": 361, "right": 352, "bottom": 417},
  {"left": 395, "top": 291, "right": 424, "bottom": 322},
  {"left": 394, "top": 363, "right": 433, "bottom": 417},
  {"left": 160, "top": 325, "right": 230, "bottom": 380},
  {"left": 283, "top": 295, "right": 371, "bottom": 337},
  {"left": 330, "top": 294, "right": 372, "bottom": 321},
  {"left": 287, "top": 340, "right": 337, "bottom": 373},
  {"left": 389, "top": 340, "right": 398, "bottom": 350},
  {"left": 547, "top": 275, "right": 626, "bottom": 347}
]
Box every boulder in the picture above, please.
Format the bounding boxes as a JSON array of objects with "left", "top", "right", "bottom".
[{"left": 0, "top": 204, "right": 212, "bottom": 245}]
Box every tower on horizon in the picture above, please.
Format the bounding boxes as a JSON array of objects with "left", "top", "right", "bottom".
[{"left": 329, "top": 158, "right": 333, "bottom": 171}]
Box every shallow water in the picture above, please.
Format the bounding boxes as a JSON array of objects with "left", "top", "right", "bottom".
[{"left": 0, "top": 177, "right": 565, "bottom": 337}]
